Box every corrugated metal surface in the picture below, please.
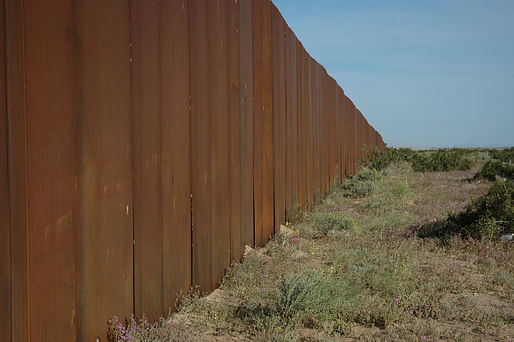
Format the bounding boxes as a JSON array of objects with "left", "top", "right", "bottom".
[{"left": 1, "top": 1, "right": 386, "bottom": 340}]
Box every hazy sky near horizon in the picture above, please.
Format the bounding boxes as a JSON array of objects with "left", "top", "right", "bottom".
[{"left": 272, "top": 0, "right": 514, "bottom": 148}]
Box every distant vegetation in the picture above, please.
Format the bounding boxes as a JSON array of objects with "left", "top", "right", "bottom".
[{"left": 410, "top": 150, "right": 473, "bottom": 172}]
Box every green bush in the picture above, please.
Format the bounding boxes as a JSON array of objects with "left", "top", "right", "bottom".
[
  {"left": 490, "top": 147, "right": 514, "bottom": 163},
  {"left": 342, "top": 167, "right": 381, "bottom": 198},
  {"left": 411, "top": 150, "right": 473, "bottom": 172},
  {"left": 419, "top": 180, "right": 513, "bottom": 241},
  {"left": 365, "top": 147, "right": 415, "bottom": 172},
  {"left": 474, "top": 160, "right": 514, "bottom": 181}
]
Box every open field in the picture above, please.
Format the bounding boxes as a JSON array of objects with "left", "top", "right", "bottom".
[{"left": 110, "top": 150, "right": 513, "bottom": 341}]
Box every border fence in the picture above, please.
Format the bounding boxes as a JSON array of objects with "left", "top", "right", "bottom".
[{"left": 0, "top": 0, "right": 385, "bottom": 340}]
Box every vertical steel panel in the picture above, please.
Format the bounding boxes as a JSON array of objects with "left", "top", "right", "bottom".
[
  {"left": 228, "top": 0, "right": 242, "bottom": 262},
  {"left": 271, "top": 5, "right": 286, "bottom": 232},
  {"left": 354, "top": 111, "right": 358, "bottom": 168},
  {"left": 334, "top": 84, "right": 337, "bottom": 183},
  {"left": 304, "top": 53, "right": 312, "bottom": 209},
  {"left": 130, "top": 0, "right": 163, "bottom": 321},
  {"left": 342, "top": 94, "right": 348, "bottom": 178},
  {"left": 0, "top": 1, "right": 10, "bottom": 336},
  {"left": 320, "top": 68, "right": 327, "bottom": 196},
  {"left": 308, "top": 56, "right": 317, "bottom": 207},
  {"left": 74, "top": 1, "right": 133, "bottom": 340},
  {"left": 348, "top": 100, "right": 355, "bottom": 175},
  {"left": 160, "top": 0, "right": 191, "bottom": 313},
  {"left": 328, "top": 76, "right": 336, "bottom": 189},
  {"left": 312, "top": 62, "right": 321, "bottom": 203},
  {"left": 325, "top": 74, "right": 330, "bottom": 186},
  {"left": 285, "top": 27, "right": 298, "bottom": 220},
  {"left": 326, "top": 76, "right": 332, "bottom": 187},
  {"left": 190, "top": 0, "right": 211, "bottom": 292},
  {"left": 344, "top": 95, "right": 352, "bottom": 175},
  {"left": 23, "top": 0, "right": 78, "bottom": 340},
  {"left": 318, "top": 68, "right": 323, "bottom": 194},
  {"left": 190, "top": 0, "right": 212, "bottom": 293},
  {"left": 207, "top": 0, "right": 230, "bottom": 288},
  {"left": 339, "top": 87, "right": 344, "bottom": 183},
  {"left": 335, "top": 86, "right": 341, "bottom": 184},
  {"left": 252, "top": 0, "right": 263, "bottom": 247},
  {"left": 296, "top": 42, "right": 305, "bottom": 212},
  {"left": 239, "top": 0, "right": 254, "bottom": 249},
  {"left": 261, "top": 0, "right": 274, "bottom": 244},
  {"left": 252, "top": 0, "right": 273, "bottom": 245},
  {"left": 5, "top": 0, "right": 29, "bottom": 339},
  {"left": 339, "top": 87, "right": 345, "bottom": 180}
]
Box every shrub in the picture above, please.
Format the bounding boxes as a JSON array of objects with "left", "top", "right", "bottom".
[
  {"left": 411, "top": 150, "right": 473, "bottom": 172},
  {"left": 277, "top": 274, "right": 317, "bottom": 318},
  {"left": 365, "top": 147, "right": 415, "bottom": 172},
  {"left": 419, "top": 180, "right": 513, "bottom": 241},
  {"left": 474, "top": 160, "right": 513, "bottom": 181},
  {"left": 342, "top": 167, "right": 381, "bottom": 198},
  {"left": 490, "top": 147, "right": 514, "bottom": 163}
]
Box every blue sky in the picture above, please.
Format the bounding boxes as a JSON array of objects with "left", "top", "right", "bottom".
[{"left": 272, "top": 0, "right": 514, "bottom": 148}]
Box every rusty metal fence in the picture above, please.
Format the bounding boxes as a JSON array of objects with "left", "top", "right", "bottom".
[{"left": 0, "top": 0, "right": 385, "bottom": 341}]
